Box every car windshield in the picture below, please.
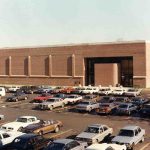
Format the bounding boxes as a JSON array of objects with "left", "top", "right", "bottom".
[
  {"left": 85, "top": 127, "right": 99, "bottom": 133},
  {"left": 84, "top": 96, "right": 91, "bottom": 99},
  {"left": 115, "top": 98, "right": 124, "bottom": 102},
  {"left": 128, "top": 89, "right": 136, "bottom": 92},
  {"left": 68, "top": 96, "right": 75, "bottom": 98},
  {"left": 47, "top": 99, "right": 55, "bottom": 102},
  {"left": 118, "top": 129, "right": 134, "bottom": 137},
  {"left": 16, "top": 118, "right": 27, "bottom": 123},
  {"left": 119, "top": 104, "right": 128, "bottom": 108},
  {"left": 46, "top": 143, "right": 65, "bottom": 150}
]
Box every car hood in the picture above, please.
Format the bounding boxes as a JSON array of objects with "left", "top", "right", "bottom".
[
  {"left": 77, "top": 132, "right": 97, "bottom": 139},
  {"left": 112, "top": 135, "right": 133, "bottom": 144}
]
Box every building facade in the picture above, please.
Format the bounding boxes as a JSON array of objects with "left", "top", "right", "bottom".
[{"left": 0, "top": 41, "right": 150, "bottom": 88}]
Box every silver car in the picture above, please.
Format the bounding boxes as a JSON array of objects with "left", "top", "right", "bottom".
[
  {"left": 45, "top": 138, "right": 87, "bottom": 150},
  {"left": 112, "top": 125, "right": 145, "bottom": 150}
]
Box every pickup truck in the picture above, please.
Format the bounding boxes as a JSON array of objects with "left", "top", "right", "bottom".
[
  {"left": 38, "top": 97, "right": 67, "bottom": 110},
  {"left": 1, "top": 116, "right": 41, "bottom": 132},
  {"left": 75, "top": 124, "right": 113, "bottom": 145}
]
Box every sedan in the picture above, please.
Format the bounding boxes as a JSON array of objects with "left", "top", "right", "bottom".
[
  {"left": 6, "top": 92, "right": 28, "bottom": 102},
  {"left": 112, "top": 125, "right": 145, "bottom": 150},
  {"left": 45, "top": 139, "right": 87, "bottom": 150}
]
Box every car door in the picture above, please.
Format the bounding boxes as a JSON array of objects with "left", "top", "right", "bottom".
[{"left": 1, "top": 133, "right": 13, "bottom": 145}]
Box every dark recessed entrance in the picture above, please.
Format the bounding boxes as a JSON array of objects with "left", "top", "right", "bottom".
[{"left": 85, "top": 57, "right": 133, "bottom": 87}]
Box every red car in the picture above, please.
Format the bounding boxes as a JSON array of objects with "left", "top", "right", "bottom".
[{"left": 33, "top": 93, "right": 53, "bottom": 103}]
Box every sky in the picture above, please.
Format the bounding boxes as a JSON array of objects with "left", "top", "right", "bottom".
[{"left": 0, "top": 0, "right": 150, "bottom": 47}]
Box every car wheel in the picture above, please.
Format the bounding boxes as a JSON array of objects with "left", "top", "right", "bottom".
[
  {"left": 39, "top": 130, "right": 44, "bottom": 135},
  {"left": 55, "top": 126, "right": 60, "bottom": 133},
  {"left": 131, "top": 143, "right": 135, "bottom": 150},
  {"left": 49, "top": 106, "right": 53, "bottom": 110},
  {"left": 140, "top": 136, "right": 144, "bottom": 143},
  {"left": 62, "top": 103, "right": 65, "bottom": 108}
]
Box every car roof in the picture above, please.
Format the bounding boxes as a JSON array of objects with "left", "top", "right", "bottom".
[
  {"left": 122, "top": 125, "right": 139, "bottom": 130},
  {"left": 16, "top": 133, "right": 38, "bottom": 139},
  {"left": 54, "top": 139, "right": 74, "bottom": 144},
  {"left": 18, "top": 116, "right": 36, "bottom": 119},
  {"left": 88, "top": 124, "right": 105, "bottom": 128}
]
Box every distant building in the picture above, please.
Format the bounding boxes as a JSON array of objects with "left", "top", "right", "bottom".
[{"left": 0, "top": 40, "right": 149, "bottom": 88}]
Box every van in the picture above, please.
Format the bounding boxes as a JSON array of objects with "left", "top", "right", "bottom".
[{"left": 0, "top": 87, "right": 6, "bottom": 96}]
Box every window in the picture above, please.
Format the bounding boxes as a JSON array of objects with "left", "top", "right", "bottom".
[
  {"left": 3, "top": 133, "right": 10, "bottom": 138},
  {"left": 138, "top": 128, "right": 141, "bottom": 133},
  {"left": 69, "top": 141, "right": 80, "bottom": 149},
  {"left": 135, "top": 130, "right": 138, "bottom": 136},
  {"left": 103, "top": 126, "right": 108, "bottom": 131}
]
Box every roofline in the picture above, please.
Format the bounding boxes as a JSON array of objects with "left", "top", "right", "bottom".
[{"left": 0, "top": 40, "right": 147, "bottom": 50}]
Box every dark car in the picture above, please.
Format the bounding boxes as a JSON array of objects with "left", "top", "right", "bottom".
[
  {"left": 6, "top": 92, "right": 28, "bottom": 102},
  {"left": 131, "top": 97, "right": 149, "bottom": 109},
  {"left": 99, "top": 96, "right": 116, "bottom": 103},
  {"left": 139, "top": 103, "right": 150, "bottom": 117},
  {"left": 113, "top": 97, "right": 130, "bottom": 106},
  {"left": 54, "top": 94, "right": 67, "bottom": 100},
  {"left": 44, "top": 139, "right": 87, "bottom": 150},
  {"left": 8, "top": 133, "right": 50, "bottom": 150},
  {"left": 23, "top": 86, "right": 41, "bottom": 94}
]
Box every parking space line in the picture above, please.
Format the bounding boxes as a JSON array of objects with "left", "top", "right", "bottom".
[
  {"left": 49, "top": 129, "right": 73, "bottom": 139},
  {"left": 140, "top": 143, "right": 150, "bottom": 150}
]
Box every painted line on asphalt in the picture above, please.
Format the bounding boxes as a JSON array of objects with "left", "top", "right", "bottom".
[
  {"left": 49, "top": 129, "right": 74, "bottom": 139},
  {"left": 140, "top": 143, "right": 150, "bottom": 150}
]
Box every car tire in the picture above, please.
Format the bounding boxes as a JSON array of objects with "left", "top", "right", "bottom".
[
  {"left": 55, "top": 126, "right": 60, "bottom": 133},
  {"left": 39, "top": 130, "right": 44, "bottom": 135},
  {"left": 140, "top": 136, "right": 144, "bottom": 143},
  {"left": 49, "top": 106, "right": 53, "bottom": 110}
]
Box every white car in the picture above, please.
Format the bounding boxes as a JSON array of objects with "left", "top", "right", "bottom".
[
  {"left": 64, "top": 95, "right": 82, "bottom": 104},
  {"left": 8, "top": 86, "right": 20, "bottom": 92},
  {"left": 112, "top": 125, "right": 145, "bottom": 150},
  {"left": 76, "top": 124, "right": 113, "bottom": 145},
  {"left": 123, "top": 88, "right": 141, "bottom": 97},
  {"left": 111, "top": 88, "right": 127, "bottom": 96},
  {"left": 99, "top": 88, "right": 112, "bottom": 95},
  {"left": 76, "top": 101, "right": 99, "bottom": 112},
  {"left": 86, "top": 143, "right": 126, "bottom": 150},
  {"left": 0, "top": 130, "right": 24, "bottom": 148},
  {"left": 38, "top": 97, "right": 67, "bottom": 110},
  {"left": 81, "top": 87, "right": 99, "bottom": 95},
  {"left": 1, "top": 116, "right": 40, "bottom": 132}
]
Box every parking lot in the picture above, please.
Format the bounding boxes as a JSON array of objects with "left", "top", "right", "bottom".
[{"left": 0, "top": 89, "right": 149, "bottom": 150}]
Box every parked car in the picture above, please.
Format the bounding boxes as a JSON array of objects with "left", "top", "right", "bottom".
[
  {"left": 116, "top": 103, "right": 137, "bottom": 115},
  {"left": 0, "top": 115, "right": 4, "bottom": 120},
  {"left": 6, "top": 92, "right": 28, "bottom": 102},
  {"left": 123, "top": 88, "right": 141, "bottom": 97},
  {"left": 111, "top": 88, "right": 127, "bottom": 96},
  {"left": 80, "top": 87, "right": 99, "bottom": 95},
  {"left": 64, "top": 95, "right": 82, "bottom": 104},
  {"left": 8, "top": 86, "right": 20, "bottom": 93},
  {"left": 99, "top": 96, "right": 116, "bottom": 104},
  {"left": 38, "top": 98, "right": 67, "bottom": 110},
  {"left": 131, "top": 97, "right": 149, "bottom": 109},
  {"left": 75, "top": 124, "right": 113, "bottom": 145},
  {"left": 34, "top": 87, "right": 54, "bottom": 94},
  {"left": 86, "top": 143, "right": 126, "bottom": 150},
  {"left": 139, "top": 103, "right": 150, "bottom": 117},
  {"left": 113, "top": 97, "right": 130, "bottom": 106},
  {"left": 112, "top": 125, "right": 145, "bottom": 150},
  {"left": 60, "top": 87, "right": 74, "bottom": 94},
  {"left": 0, "top": 130, "right": 24, "bottom": 149},
  {"left": 45, "top": 139, "right": 87, "bottom": 150},
  {"left": 0, "top": 87, "right": 6, "bottom": 96},
  {"left": 76, "top": 101, "right": 99, "bottom": 112},
  {"left": 22, "top": 119, "right": 63, "bottom": 135},
  {"left": 8, "top": 133, "right": 50, "bottom": 150},
  {"left": 98, "top": 88, "right": 112, "bottom": 96},
  {"left": 96, "top": 103, "right": 116, "bottom": 115},
  {"left": 54, "top": 93, "right": 67, "bottom": 99},
  {"left": 51, "top": 86, "right": 64, "bottom": 94},
  {"left": 82, "top": 94, "right": 99, "bottom": 102},
  {"left": 1, "top": 116, "right": 41, "bottom": 132},
  {"left": 32, "top": 93, "right": 53, "bottom": 103},
  {"left": 23, "top": 86, "right": 41, "bottom": 94}
]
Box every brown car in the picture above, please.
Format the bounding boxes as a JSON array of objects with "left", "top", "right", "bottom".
[
  {"left": 96, "top": 103, "right": 116, "bottom": 115},
  {"left": 22, "top": 120, "right": 63, "bottom": 135}
]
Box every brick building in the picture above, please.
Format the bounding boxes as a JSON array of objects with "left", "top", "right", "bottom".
[{"left": 0, "top": 40, "right": 149, "bottom": 88}]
